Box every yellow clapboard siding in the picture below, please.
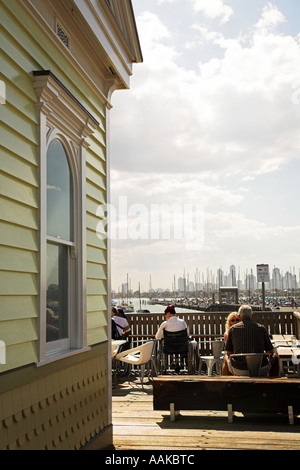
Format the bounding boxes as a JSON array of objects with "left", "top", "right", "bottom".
[
  {"left": 86, "top": 164, "right": 106, "bottom": 190},
  {"left": 0, "top": 221, "right": 38, "bottom": 251},
  {"left": 0, "top": 173, "right": 38, "bottom": 208},
  {"left": 2, "top": 0, "right": 105, "bottom": 120},
  {"left": 86, "top": 196, "right": 101, "bottom": 218},
  {"left": 87, "top": 327, "right": 108, "bottom": 347},
  {"left": 0, "top": 295, "right": 38, "bottom": 321},
  {"left": 1, "top": 0, "right": 110, "bottom": 371},
  {"left": 87, "top": 138, "right": 106, "bottom": 163},
  {"left": 1, "top": 125, "right": 38, "bottom": 166},
  {"left": 2, "top": 78, "right": 38, "bottom": 123},
  {"left": 87, "top": 279, "right": 107, "bottom": 296},
  {"left": 0, "top": 271, "right": 38, "bottom": 295},
  {"left": 86, "top": 245, "right": 106, "bottom": 265},
  {"left": 87, "top": 295, "right": 107, "bottom": 313},
  {"left": 1, "top": 24, "right": 40, "bottom": 77},
  {"left": 86, "top": 149, "right": 106, "bottom": 176},
  {"left": 87, "top": 211, "right": 103, "bottom": 232},
  {"left": 0, "top": 246, "right": 38, "bottom": 273},
  {"left": 0, "top": 148, "right": 38, "bottom": 187},
  {"left": 2, "top": 103, "right": 38, "bottom": 145},
  {"left": 86, "top": 227, "right": 106, "bottom": 250},
  {"left": 0, "top": 342, "right": 38, "bottom": 373},
  {"left": 0, "top": 318, "right": 38, "bottom": 346},
  {"left": 90, "top": 229, "right": 106, "bottom": 249},
  {"left": 86, "top": 180, "right": 106, "bottom": 205},
  {"left": 0, "top": 197, "right": 38, "bottom": 229},
  {"left": 0, "top": 51, "right": 37, "bottom": 101},
  {"left": 87, "top": 311, "right": 107, "bottom": 330},
  {"left": 88, "top": 128, "right": 106, "bottom": 151},
  {"left": 87, "top": 113, "right": 105, "bottom": 134},
  {"left": 87, "top": 262, "right": 106, "bottom": 280}
]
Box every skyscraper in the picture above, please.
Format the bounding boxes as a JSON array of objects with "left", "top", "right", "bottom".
[{"left": 230, "top": 265, "right": 236, "bottom": 286}]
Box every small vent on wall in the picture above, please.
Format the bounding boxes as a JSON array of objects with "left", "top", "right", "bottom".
[{"left": 56, "top": 21, "right": 70, "bottom": 49}]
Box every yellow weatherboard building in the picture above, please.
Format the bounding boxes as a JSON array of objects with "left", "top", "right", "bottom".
[{"left": 0, "top": 0, "right": 142, "bottom": 450}]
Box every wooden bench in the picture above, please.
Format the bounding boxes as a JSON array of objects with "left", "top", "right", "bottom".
[{"left": 153, "top": 376, "right": 300, "bottom": 424}]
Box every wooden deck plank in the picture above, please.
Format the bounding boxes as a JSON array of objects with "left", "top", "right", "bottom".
[{"left": 112, "top": 378, "right": 300, "bottom": 451}]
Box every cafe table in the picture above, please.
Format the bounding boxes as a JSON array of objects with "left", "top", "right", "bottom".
[{"left": 272, "top": 335, "right": 300, "bottom": 376}]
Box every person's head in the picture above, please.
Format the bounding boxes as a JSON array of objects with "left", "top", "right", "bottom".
[
  {"left": 226, "top": 311, "right": 240, "bottom": 330},
  {"left": 164, "top": 304, "right": 176, "bottom": 319},
  {"left": 111, "top": 307, "right": 118, "bottom": 317},
  {"left": 238, "top": 304, "right": 253, "bottom": 320},
  {"left": 117, "top": 308, "right": 126, "bottom": 318}
]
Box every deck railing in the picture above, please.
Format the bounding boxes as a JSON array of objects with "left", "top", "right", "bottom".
[{"left": 126, "top": 310, "right": 298, "bottom": 355}]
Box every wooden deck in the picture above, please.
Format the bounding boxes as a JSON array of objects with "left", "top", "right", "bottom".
[{"left": 112, "top": 376, "right": 300, "bottom": 451}]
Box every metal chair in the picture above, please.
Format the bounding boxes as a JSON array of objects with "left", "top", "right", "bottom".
[
  {"left": 158, "top": 329, "right": 193, "bottom": 374},
  {"left": 230, "top": 353, "right": 271, "bottom": 377},
  {"left": 115, "top": 341, "right": 155, "bottom": 386},
  {"left": 198, "top": 340, "right": 225, "bottom": 376}
]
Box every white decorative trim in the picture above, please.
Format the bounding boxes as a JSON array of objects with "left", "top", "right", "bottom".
[
  {"left": 33, "top": 71, "right": 99, "bottom": 363},
  {"left": 33, "top": 71, "right": 99, "bottom": 144},
  {"left": 17, "top": 0, "right": 141, "bottom": 108}
]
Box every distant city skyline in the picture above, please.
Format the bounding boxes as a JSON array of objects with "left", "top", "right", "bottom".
[{"left": 112, "top": 264, "right": 300, "bottom": 293}]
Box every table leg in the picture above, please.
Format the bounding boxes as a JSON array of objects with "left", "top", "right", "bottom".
[
  {"left": 288, "top": 406, "right": 294, "bottom": 425},
  {"left": 170, "top": 403, "right": 180, "bottom": 421}
]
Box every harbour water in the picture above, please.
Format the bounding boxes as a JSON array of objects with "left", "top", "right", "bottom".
[{"left": 113, "top": 297, "right": 202, "bottom": 314}]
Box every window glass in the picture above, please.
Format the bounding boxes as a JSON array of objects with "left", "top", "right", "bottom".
[
  {"left": 46, "top": 243, "right": 69, "bottom": 343},
  {"left": 47, "top": 139, "right": 73, "bottom": 241}
]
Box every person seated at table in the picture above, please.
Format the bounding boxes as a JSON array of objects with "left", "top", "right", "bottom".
[
  {"left": 155, "top": 305, "right": 187, "bottom": 340},
  {"left": 111, "top": 307, "right": 131, "bottom": 340},
  {"left": 222, "top": 305, "right": 278, "bottom": 376},
  {"left": 224, "top": 311, "right": 241, "bottom": 342},
  {"left": 155, "top": 305, "right": 188, "bottom": 373}
]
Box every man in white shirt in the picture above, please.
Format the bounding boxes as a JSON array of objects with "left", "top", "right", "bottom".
[
  {"left": 155, "top": 305, "right": 187, "bottom": 340},
  {"left": 155, "top": 305, "right": 188, "bottom": 374}
]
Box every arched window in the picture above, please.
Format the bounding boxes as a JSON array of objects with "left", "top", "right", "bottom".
[
  {"left": 47, "top": 139, "right": 73, "bottom": 242},
  {"left": 46, "top": 139, "right": 73, "bottom": 347},
  {"left": 33, "top": 71, "right": 99, "bottom": 363}
]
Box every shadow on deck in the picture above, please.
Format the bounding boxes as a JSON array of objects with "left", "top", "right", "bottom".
[{"left": 112, "top": 374, "right": 300, "bottom": 451}]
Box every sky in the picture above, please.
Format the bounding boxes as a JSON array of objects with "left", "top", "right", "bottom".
[{"left": 109, "top": 0, "right": 300, "bottom": 293}]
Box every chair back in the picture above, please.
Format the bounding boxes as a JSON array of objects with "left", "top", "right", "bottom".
[
  {"left": 162, "top": 329, "right": 188, "bottom": 354},
  {"left": 135, "top": 341, "right": 155, "bottom": 365},
  {"left": 245, "top": 354, "right": 264, "bottom": 377},
  {"left": 230, "top": 353, "right": 267, "bottom": 377},
  {"left": 211, "top": 340, "right": 224, "bottom": 358}
]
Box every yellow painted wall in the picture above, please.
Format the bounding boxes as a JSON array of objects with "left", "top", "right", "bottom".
[
  {"left": 0, "top": 344, "right": 110, "bottom": 450},
  {"left": 0, "top": 0, "right": 108, "bottom": 371}
]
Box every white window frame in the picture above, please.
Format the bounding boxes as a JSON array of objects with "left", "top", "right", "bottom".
[{"left": 33, "top": 71, "right": 99, "bottom": 364}]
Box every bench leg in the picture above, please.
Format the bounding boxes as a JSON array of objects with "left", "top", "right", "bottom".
[
  {"left": 227, "top": 404, "right": 233, "bottom": 423},
  {"left": 288, "top": 406, "right": 294, "bottom": 425},
  {"left": 170, "top": 403, "right": 180, "bottom": 422}
]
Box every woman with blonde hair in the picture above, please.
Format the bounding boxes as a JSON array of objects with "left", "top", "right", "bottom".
[{"left": 224, "top": 311, "right": 240, "bottom": 342}]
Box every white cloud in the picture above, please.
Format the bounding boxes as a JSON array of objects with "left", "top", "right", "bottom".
[
  {"left": 110, "top": 2, "right": 300, "bottom": 288},
  {"left": 111, "top": 7, "right": 300, "bottom": 180},
  {"left": 156, "top": 0, "right": 178, "bottom": 3},
  {"left": 255, "top": 2, "right": 286, "bottom": 34},
  {"left": 192, "top": 0, "right": 233, "bottom": 24},
  {"left": 110, "top": 170, "right": 243, "bottom": 208}
]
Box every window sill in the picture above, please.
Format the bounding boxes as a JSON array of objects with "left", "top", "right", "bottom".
[{"left": 35, "top": 346, "right": 91, "bottom": 367}]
